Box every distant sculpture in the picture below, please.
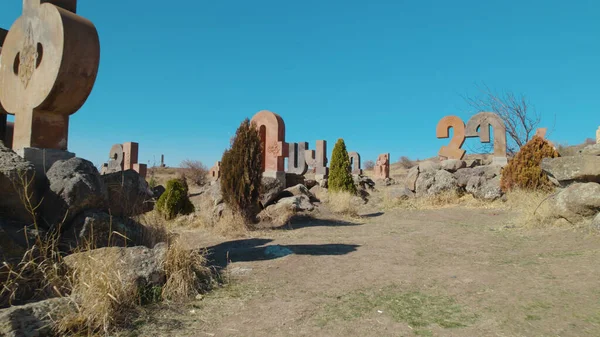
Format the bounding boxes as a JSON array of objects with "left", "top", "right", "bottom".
[
  {"left": 304, "top": 140, "right": 328, "bottom": 177},
  {"left": 101, "top": 142, "right": 147, "bottom": 178},
  {"left": 465, "top": 112, "right": 507, "bottom": 165},
  {"left": 0, "top": 0, "right": 100, "bottom": 152},
  {"left": 287, "top": 142, "right": 308, "bottom": 175},
  {"left": 535, "top": 128, "right": 547, "bottom": 139},
  {"left": 597, "top": 127, "right": 600, "bottom": 144},
  {"left": 374, "top": 153, "right": 390, "bottom": 180},
  {"left": 436, "top": 116, "right": 466, "bottom": 160},
  {"left": 160, "top": 154, "right": 166, "bottom": 168},
  {"left": 209, "top": 161, "right": 221, "bottom": 180},
  {"left": 349, "top": 151, "right": 362, "bottom": 175},
  {"left": 250, "top": 110, "right": 288, "bottom": 183}
]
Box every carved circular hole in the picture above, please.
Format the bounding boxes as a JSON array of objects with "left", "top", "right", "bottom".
[
  {"left": 13, "top": 53, "right": 20, "bottom": 75},
  {"left": 36, "top": 43, "right": 43, "bottom": 68},
  {"left": 112, "top": 153, "right": 118, "bottom": 160}
]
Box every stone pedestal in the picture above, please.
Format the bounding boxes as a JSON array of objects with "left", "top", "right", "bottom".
[
  {"left": 16, "top": 147, "right": 75, "bottom": 178},
  {"left": 263, "top": 170, "right": 286, "bottom": 186},
  {"left": 492, "top": 157, "right": 508, "bottom": 167}
]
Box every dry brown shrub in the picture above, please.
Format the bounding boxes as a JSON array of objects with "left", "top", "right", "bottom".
[
  {"left": 500, "top": 136, "right": 559, "bottom": 192},
  {"left": 324, "top": 191, "right": 361, "bottom": 217},
  {"left": 382, "top": 190, "right": 494, "bottom": 210},
  {"left": 161, "top": 239, "right": 213, "bottom": 302},
  {"left": 180, "top": 159, "right": 209, "bottom": 186}
]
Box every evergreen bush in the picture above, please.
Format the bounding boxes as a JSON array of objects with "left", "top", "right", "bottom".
[
  {"left": 156, "top": 178, "right": 195, "bottom": 220},
  {"left": 500, "top": 136, "right": 560, "bottom": 192},
  {"left": 220, "top": 119, "right": 263, "bottom": 222},
  {"left": 328, "top": 138, "right": 357, "bottom": 194}
]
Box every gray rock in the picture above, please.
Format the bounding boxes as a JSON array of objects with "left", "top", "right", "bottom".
[
  {"left": 102, "top": 170, "right": 154, "bottom": 217},
  {"left": 309, "top": 185, "right": 326, "bottom": 199},
  {"left": 152, "top": 185, "right": 166, "bottom": 199},
  {"left": 550, "top": 183, "right": 600, "bottom": 223},
  {"left": 0, "top": 143, "right": 39, "bottom": 225},
  {"left": 0, "top": 218, "right": 44, "bottom": 264},
  {"left": 64, "top": 243, "right": 168, "bottom": 289},
  {"left": 405, "top": 166, "right": 419, "bottom": 191},
  {"left": 260, "top": 177, "right": 285, "bottom": 208},
  {"left": 471, "top": 165, "right": 501, "bottom": 180},
  {"left": 465, "top": 176, "right": 485, "bottom": 195},
  {"left": 0, "top": 297, "right": 75, "bottom": 337},
  {"left": 61, "top": 211, "right": 147, "bottom": 251},
  {"left": 454, "top": 168, "right": 476, "bottom": 188},
  {"left": 388, "top": 187, "right": 415, "bottom": 200},
  {"left": 472, "top": 176, "right": 503, "bottom": 201},
  {"left": 591, "top": 212, "right": 600, "bottom": 231},
  {"left": 541, "top": 156, "right": 600, "bottom": 186},
  {"left": 266, "top": 195, "right": 315, "bottom": 213},
  {"left": 578, "top": 143, "right": 600, "bottom": 156},
  {"left": 42, "top": 157, "right": 108, "bottom": 228},
  {"left": 416, "top": 170, "right": 458, "bottom": 196},
  {"left": 418, "top": 161, "right": 441, "bottom": 173},
  {"left": 277, "top": 184, "right": 319, "bottom": 203},
  {"left": 440, "top": 159, "right": 467, "bottom": 173},
  {"left": 304, "top": 179, "right": 318, "bottom": 189}
]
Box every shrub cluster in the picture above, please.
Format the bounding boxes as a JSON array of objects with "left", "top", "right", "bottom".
[
  {"left": 180, "top": 159, "right": 209, "bottom": 186},
  {"left": 156, "top": 178, "right": 195, "bottom": 220},
  {"left": 500, "top": 136, "right": 559, "bottom": 192},
  {"left": 220, "top": 119, "right": 263, "bottom": 222},
  {"left": 328, "top": 138, "right": 357, "bottom": 194}
]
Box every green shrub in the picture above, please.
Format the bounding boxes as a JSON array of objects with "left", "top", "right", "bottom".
[
  {"left": 156, "top": 178, "right": 195, "bottom": 220},
  {"left": 500, "top": 136, "right": 560, "bottom": 192},
  {"left": 328, "top": 138, "right": 357, "bottom": 194},
  {"left": 220, "top": 119, "right": 263, "bottom": 222}
]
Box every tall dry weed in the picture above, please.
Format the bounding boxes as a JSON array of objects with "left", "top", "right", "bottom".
[{"left": 324, "top": 191, "right": 361, "bottom": 217}]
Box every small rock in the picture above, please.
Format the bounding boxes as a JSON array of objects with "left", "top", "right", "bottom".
[
  {"left": 405, "top": 166, "right": 419, "bottom": 192},
  {"left": 549, "top": 183, "right": 600, "bottom": 223},
  {"left": 440, "top": 159, "right": 467, "bottom": 173},
  {"left": 0, "top": 297, "right": 75, "bottom": 337},
  {"left": 388, "top": 187, "right": 415, "bottom": 200},
  {"left": 418, "top": 161, "right": 441, "bottom": 173},
  {"left": 260, "top": 177, "right": 285, "bottom": 208},
  {"left": 578, "top": 143, "right": 600, "bottom": 156}
]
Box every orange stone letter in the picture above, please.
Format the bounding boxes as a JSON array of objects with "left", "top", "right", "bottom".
[
  {"left": 250, "top": 110, "right": 288, "bottom": 174},
  {"left": 436, "top": 116, "right": 466, "bottom": 160}
]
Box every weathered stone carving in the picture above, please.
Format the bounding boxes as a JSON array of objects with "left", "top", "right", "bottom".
[
  {"left": 287, "top": 142, "right": 308, "bottom": 175},
  {"left": 349, "top": 151, "right": 362, "bottom": 175},
  {"left": 465, "top": 112, "right": 507, "bottom": 160},
  {"left": 250, "top": 110, "right": 288, "bottom": 183},
  {"left": 101, "top": 142, "right": 147, "bottom": 178},
  {"left": 209, "top": 161, "right": 221, "bottom": 180},
  {"left": 374, "top": 153, "right": 390, "bottom": 180},
  {"left": 0, "top": 0, "right": 100, "bottom": 151},
  {"left": 304, "top": 140, "right": 328, "bottom": 176},
  {"left": 436, "top": 116, "right": 466, "bottom": 160}
]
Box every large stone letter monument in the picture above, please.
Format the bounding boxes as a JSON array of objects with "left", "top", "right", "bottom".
[
  {"left": 250, "top": 110, "right": 288, "bottom": 184},
  {"left": 465, "top": 112, "right": 507, "bottom": 165},
  {"left": 0, "top": 0, "right": 100, "bottom": 173}
]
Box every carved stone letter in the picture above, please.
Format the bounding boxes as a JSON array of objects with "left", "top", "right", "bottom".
[
  {"left": 349, "top": 151, "right": 362, "bottom": 175},
  {"left": 287, "top": 142, "right": 308, "bottom": 175}
]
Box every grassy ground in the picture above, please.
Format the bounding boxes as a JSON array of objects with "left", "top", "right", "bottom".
[{"left": 122, "top": 185, "right": 600, "bottom": 337}]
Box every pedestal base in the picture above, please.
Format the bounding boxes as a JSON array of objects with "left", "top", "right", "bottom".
[
  {"left": 16, "top": 147, "right": 75, "bottom": 178},
  {"left": 492, "top": 156, "right": 508, "bottom": 167}
]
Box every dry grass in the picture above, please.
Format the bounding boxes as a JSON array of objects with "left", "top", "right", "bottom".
[
  {"left": 501, "top": 189, "right": 559, "bottom": 229},
  {"left": 161, "top": 239, "right": 213, "bottom": 302},
  {"left": 382, "top": 190, "right": 493, "bottom": 211},
  {"left": 324, "top": 191, "right": 361, "bottom": 217},
  {"left": 257, "top": 204, "right": 297, "bottom": 227}
]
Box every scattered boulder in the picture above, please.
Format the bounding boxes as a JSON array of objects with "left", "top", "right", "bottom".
[
  {"left": 61, "top": 211, "right": 147, "bottom": 251},
  {"left": 471, "top": 165, "right": 501, "bottom": 180},
  {"left": 354, "top": 175, "right": 376, "bottom": 190},
  {"left": 304, "top": 179, "right": 318, "bottom": 189},
  {"left": 262, "top": 195, "right": 315, "bottom": 215},
  {"left": 465, "top": 176, "right": 485, "bottom": 195},
  {"left": 418, "top": 161, "right": 441, "bottom": 173},
  {"left": 388, "top": 187, "right": 415, "bottom": 200},
  {"left": 102, "top": 170, "right": 154, "bottom": 217},
  {"left": 454, "top": 168, "right": 476, "bottom": 188},
  {"left": 0, "top": 218, "right": 44, "bottom": 264},
  {"left": 440, "top": 159, "right": 467, "bottom": 173},
  {"left": 592, "top": 212, "right": 600, "bottom": 231},
  {"left": 0, "top": 143, "right": 39, "bottom": 225},
  {"left": 285, "top": 173, "right": 305, "bottom": 188},
  {"left": 260, "top": 177, "right": 285, "bottom": 208},
  {"left": 541, "top": 156, "right": 600, "bottom": 187},
  {"left": 416, "top": 170, "right": 458, "bottom": 196},
  {"left": 472, "top": 176, "right": 503, "bottom": 201},
  {"left": 0, "top": 297, "right": 75, "bottom": 337},
  {"left": 277, "top": 184, "right": 319, "bottom": 203},
  {"left": 550, "top": 183, "right": 600, "bottom": 223},
  {"left": 42, "top": 158, "right": 108, "bottom": 228},
  {"left": 405, "top": 166, "right": 419, "bottom": 191},
  {"left": 577, "top": 144, "right": 600, "bottom": 156},
  {"left": 64, "top": 243, "right": 168, "bottom": 290}
]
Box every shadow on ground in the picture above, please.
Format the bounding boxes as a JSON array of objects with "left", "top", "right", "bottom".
[
  {"left": 273, "top": 214, "right": 364, "bottom": 231},
  {"left": 205, "top": 238, "right": 360, "bottom": 268}
]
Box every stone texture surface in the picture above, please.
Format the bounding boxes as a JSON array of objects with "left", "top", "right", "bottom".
[
  {"left": 287, "top": 142, "right": 308, "bottom": 175},
  {"left": 405, "top": 166, "right": 419, "bottom": 191},
  {"left": 440, "top": 159, "right": 467, "bottom": 173},
  {"left": 550, "top": 183, "right": 600, "bottom": 223},
  {"left": 267, "top": 195, "right": 315, "bottom": 213},
  {"left": 541, "top": 156, "right": 600, "bottom": 186},
  {"left": 42, "top": 157, "right": 108, "bottom": 227},
  {"left": 578, "top": 144, "right": 600, "bottom": 156},
  {"left": 374, "top": 153, "right": 390, "bottom": 179},
  {"left": 416, "top": 170, "right": 458, "bottom": 196},
  {"left": 251, "top": 110, "right": 288, "bottom": 173},
  {"left": 348, "top": 151, "right": 362, "bottom": 175},
  {"left": 0, "top": 297, "right": 75, "bottom": 337},
  {"left": 0, "top": 218, "right": 43, "bottom": 264},
  {"left": 277, "top": 184, "right": 319, "bottom": 203},
  {"left": 418, "top": 161, "right": 441, "bottom": 173},
  {"left": 472, "top": 176, "right": 503, "bottom": 201},
  {"left": 101, "top": 170, "right": 153, "bottom": 217},
  {"left": 304, "top": 140, "right": 328, "bottom": 176},
  {"left": 260, "top": 176, "right": 285, "bottom": 208},
  {"left": 0, "top": 143, "right": 38, "bottom": 224},
  {"left": 388, "top": 187, "right": 416, "bottom": 200}
]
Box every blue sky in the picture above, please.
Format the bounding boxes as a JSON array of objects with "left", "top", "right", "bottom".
[{"left": 1, "top": 0, "right": 599, "bottom": 168}]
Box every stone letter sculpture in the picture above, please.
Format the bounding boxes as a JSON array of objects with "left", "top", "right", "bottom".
[
  {"left": 287, "top": 142, "right": 308, "bottom": 175},
  {"left": 304, "top": 140, "right": 328, "bottom": 177},
  {"left": 101, "top": 142, "right": 147, "bottom": 178},
  {"left": 465, "top": 112, "right": 507, "bottom": 165},
  {"left": 374, "top": 153, "right": 390, "bottom": 180},
  {"left": 436, "top": 116, "right": 466, "bottom": 160},
  {"left": 0, "top": 28, "right": 7, "bottom": 144},
  {"left": 250, "top": 110, "right": 288, "bottom": 183},
  {"left": 0, "top": 0, "right": 100, "bottom": 151},
  {"left": 349, "top": 151, "right": 362, "bottom": 175},
  {"left": 209, "top": 161, "right": 221, "bottom": 181}
]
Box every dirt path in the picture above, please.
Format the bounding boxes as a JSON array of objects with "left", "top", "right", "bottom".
[{"left": 127, "top": 204, "right": 600, "bottom": 337}]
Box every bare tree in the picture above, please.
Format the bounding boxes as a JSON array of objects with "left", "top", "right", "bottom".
[
  {"left": 465, "top": 85, "right": 542, "bottom": 155},
  {"left": 180, "top": 159, "right": 209, "bottom": 186},
  {"left": 363, "top": 160, "right": 375, "bottom": 170}
]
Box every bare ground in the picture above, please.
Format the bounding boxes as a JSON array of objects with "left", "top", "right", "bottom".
[{"left": 125, "top": 193, "right": 600, "bottom": 337}]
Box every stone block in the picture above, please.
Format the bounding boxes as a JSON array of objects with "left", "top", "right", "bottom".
[{"left": 16, "top": 147, "right": 75, "bottom": 178}]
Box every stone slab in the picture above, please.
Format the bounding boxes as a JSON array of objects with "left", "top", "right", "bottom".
[{"left": 16, "top": 147, "right": 75, "bottom": 178}]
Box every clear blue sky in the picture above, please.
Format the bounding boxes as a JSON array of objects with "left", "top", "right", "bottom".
[{"left": 1, "top": 0, "right": 599, "bottom": 168}]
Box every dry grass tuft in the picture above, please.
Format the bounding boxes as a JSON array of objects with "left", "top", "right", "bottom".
[
  {"left": 161, "top": 239, "right": 213, "bottom": 302},
  {"left": 257, "top": 205, "right": 297, "bottom": 227},
  {"left": 502, "top": 189, "right": 558, "bottom": 228},
  {"left": 324, "top": 191, "right": 361, "bottom": 217},
  {"left": 382, "top": 190, "right": 493, "bottom": 210}
]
